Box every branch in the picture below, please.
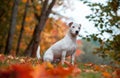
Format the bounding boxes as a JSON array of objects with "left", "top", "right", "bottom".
[
  {"left": 51, "top": 11, "right": 68, "bottom": 19},
  {"left": 46, "top": 0, "right": 56, "bottom": 18},
  {"left": 39, "top": 0, "right": 48, "bottom": 22}
]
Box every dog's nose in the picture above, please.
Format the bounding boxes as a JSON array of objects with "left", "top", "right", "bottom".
[{"left": 75, "top": 31, "right": 79, "bottom": 34}]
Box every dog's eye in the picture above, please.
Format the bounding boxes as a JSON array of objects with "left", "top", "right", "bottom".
[
  {"left": 72, "top": 26, "right": 75, "bottom": 28},
  {"left": 78, "top": 27, "right": 80, "bottom": 29}
]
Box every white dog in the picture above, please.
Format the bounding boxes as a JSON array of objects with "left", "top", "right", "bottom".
[{"left": 42, "top": 22, "right": 81, "bottom": 65}]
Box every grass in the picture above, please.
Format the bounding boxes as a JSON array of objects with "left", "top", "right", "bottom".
[
  {"left": 75, "top": 63, "right": 102, "bottom": 78},
  {"left": 78, "top": 72, "right": 102, "bottom": 78}
]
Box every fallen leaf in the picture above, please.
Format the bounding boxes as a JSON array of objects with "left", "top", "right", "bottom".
[
  {"left": 102, "top": 71, "right": 112, "bottom": 78},
  {"left": 0, "top": 54, "right": 5, "bottom": 62},
  {"left": 11, "top": 64, "right": 34, "bottom": 78},
  {"left": 113, "top": 69, "right": 120, "bottom": 78}
]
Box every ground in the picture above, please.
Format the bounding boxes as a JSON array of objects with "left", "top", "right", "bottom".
[{"left": 0, "top": 54, "right": 120, "bottom": 78}]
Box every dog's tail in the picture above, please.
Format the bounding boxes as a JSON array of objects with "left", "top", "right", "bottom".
[{"left": 36, "top": 45, "right": 41, "bottom": 59}]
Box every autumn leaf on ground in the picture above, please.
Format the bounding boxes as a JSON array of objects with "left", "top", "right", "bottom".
[
  {"left": 0, "top": 64, "right": 33, "bottom": 78},
  {"left": 0, "top": 54, "right": 118, "bottom": 78},
  {"left": 0, "top": 57, "right": 81, "bottom": 78},
  {"left": 12, "top": 64, "right": 34, "bottom": 78},
  {"left": 84, "top": 62, "right": 94, "bottom": 67},
  {"left": 113, "top": 69, "right": 120, "bottom": 78},
  {"left": 102, "top": 71, "right": 112, "bottom": 78},
  {"left": 33, "top": 62, "right": 81, "bottom": 78},
  {"left": 93, "top": 65, "right": 103, "bottom": 72},
  {"left": 0, "top": 54, "right": 5, "bottom": 62}
]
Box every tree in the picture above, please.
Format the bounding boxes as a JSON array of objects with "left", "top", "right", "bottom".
[
  {"left": 0, "top": 0, "right": 13, "bottom": 53},
  {"left": 24, "top": 0, "right": 56, "bottom": 57},
  {"left": 0, "top": 0, "right": 76, "bottom": 56},
  {"left": 16, "top": 0, "right": 29, "bottom": 55},
  {"left": 5, "top": 0, "right": 20, "bottom": 54},
  {"left": 81, "top": 0, "right": 120, "bottom": 63}
]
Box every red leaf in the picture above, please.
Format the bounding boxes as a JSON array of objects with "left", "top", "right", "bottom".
[
  {"left": 0, "top": 54, "right": 5, "bottom": 62},
  {"left": 11, "top": 64, "right": 34, "bottom": 78},
  {"left": 0, "top": 67, "right": 13, "bottom": 78}
]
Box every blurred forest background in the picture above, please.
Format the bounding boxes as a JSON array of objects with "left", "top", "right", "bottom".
[{"left": 0, "top": 0, "right": 120, "bottom": 66}]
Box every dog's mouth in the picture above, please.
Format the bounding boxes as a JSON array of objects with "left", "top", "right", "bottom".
[{"left": 71, "top": 32, "right": 78, "bottom": 37}]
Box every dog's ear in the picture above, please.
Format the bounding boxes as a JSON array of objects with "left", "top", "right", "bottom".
[{"left": 68, "top": 22, "right": 73, "bottom": 27}]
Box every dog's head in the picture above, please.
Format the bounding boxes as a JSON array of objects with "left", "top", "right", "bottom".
[{"left": 68, "top": 22, "right": 81, "bottom": 36}]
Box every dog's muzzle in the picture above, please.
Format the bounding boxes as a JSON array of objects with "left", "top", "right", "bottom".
[{"left": 75, "top": 31, "right": 79, "bottom": 35}]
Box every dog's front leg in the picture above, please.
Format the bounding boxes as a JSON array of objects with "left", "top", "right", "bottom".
[
  {"left": 61, "top": 51, "right": 66, "bottom": 65},
  {"left": 71, "top": 52, "right": 75, "bottom": 65}
]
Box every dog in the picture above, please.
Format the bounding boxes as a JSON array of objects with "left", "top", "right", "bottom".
[{"left": 42, "top": 22, "right": 81, "bottom": 65}]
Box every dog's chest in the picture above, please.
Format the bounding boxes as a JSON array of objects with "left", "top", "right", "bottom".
[{"left": 65, "top": 41, "right": 76, "bottom": 49}]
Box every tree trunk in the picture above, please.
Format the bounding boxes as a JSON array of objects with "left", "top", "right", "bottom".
[
  {"left": 24, "top": 0, "right": 56, "bottom": 57},
  {"left": 16, "top": 0, "right": 29, "bottom": 56},
  {"left": 5, "top": 0, "right": 20, "bottom": 55}
]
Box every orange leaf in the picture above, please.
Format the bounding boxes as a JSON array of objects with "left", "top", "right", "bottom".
[
  {"left": 22, "top": 0, "right": 27, "bottom": 3},
  {"left": 64, "top": 61, "right": 81, "bottom": 76},
  {"left": 36, "top": 5, "right": 41, "bottom": 10},
  {"left": 102, "top": 71, "right": 112, "bottom": 78},
  {"left": 46, "top": 62, "right": 54, "bottom": 69},
  {"left": 72, "top": 65, "right": 81, "bottom": 76},
  {"left": 33, "top": 62, "right": 80, "bottom": 78},
  {"left": 84, "top": 63, "right": 94, "bottom": 67},
  {"left": 51, "top": 29, "right": 58, "bottom": 36},
  {"left": 33, "top": 63, "right": 48, "bottom": 78},
  {"left": 93, "top": 65, "right": 101, "bottom": 71},
  {"left": 25, "top": 17, "right": 32, "bottom": 22}
]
